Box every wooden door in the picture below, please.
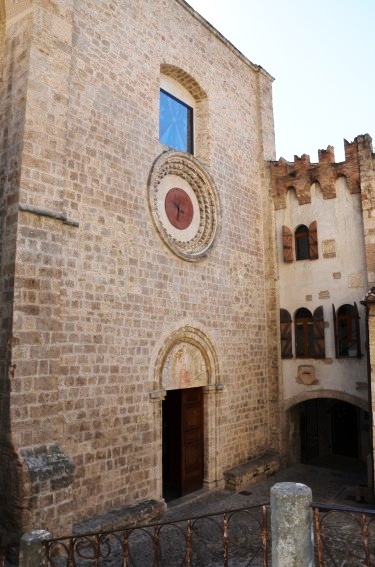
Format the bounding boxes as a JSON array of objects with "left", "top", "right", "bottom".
[{"left": 181, "top": 387, "right": 204, "bottom": 496}]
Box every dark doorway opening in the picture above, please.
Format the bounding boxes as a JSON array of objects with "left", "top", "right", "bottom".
[
  {"left": 162, "top": 387, "right": 204, "bottom": 501},
  {"left": 298, "top": 398, "right": 369, "bottom": 468},
  {"left": 300, "top": 399, "right": 319, "bottom": 462},
  {"left": 331, "top": 400, "right": 359, "bottom": 458}
]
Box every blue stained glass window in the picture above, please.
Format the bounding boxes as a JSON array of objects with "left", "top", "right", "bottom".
[{"left": 159, "top": 89, "right": 193, "bottom": 153}]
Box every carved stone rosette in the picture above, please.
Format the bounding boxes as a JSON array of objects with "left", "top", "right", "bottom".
[{"left": 148, "top": 151, "right": 219, "bottom": 261}]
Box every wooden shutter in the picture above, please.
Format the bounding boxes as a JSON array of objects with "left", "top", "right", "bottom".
[
  {"left": 280, "top": 309, "right": 293, "bottom": 358},
  {"left": 332, "top": 304, "right": 338, "bottom": 358},
  {"left": 313, "top": 306, "right": 325, "bottom": 358},
  {"left": 309, "top": 221, "right": 318, "bottom": 259},
  {"left": 282, "top": 226, "right": 293, "bottom": 263},
  {"left": 354, "top": 302, "right": 362, "bottom": 358}
]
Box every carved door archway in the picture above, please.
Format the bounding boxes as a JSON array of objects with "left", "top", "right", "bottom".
[{"left": 152, "top": 325, "right": 222, "bottom": 499}]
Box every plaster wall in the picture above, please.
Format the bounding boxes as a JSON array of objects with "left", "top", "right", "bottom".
[{"left": 276, "top": 177, "right": 368, "bottom": 404}]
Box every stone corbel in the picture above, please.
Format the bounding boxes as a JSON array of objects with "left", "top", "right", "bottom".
[
  {"left": 203, "top": 384, "right": 224, "bottom": 394},
  {"left": 149, "top": 390, "right": 166, "bottom": 402}
]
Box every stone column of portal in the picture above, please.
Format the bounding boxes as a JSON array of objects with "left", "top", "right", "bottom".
[{"left": 271, "top": 482, "right": 314, "bottom": 567}]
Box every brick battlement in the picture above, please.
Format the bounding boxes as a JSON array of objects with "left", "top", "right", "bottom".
[{"left": 269, "top": 134, "right": 374, "bottom": 209}]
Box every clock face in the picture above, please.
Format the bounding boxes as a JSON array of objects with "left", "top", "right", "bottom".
[
  {"left": 155, "top": 173, "right": 201, "bottom": 243},
  {"left": 165, "top": 188, "right": 194, "bottom": 230},
  {"left": 148, "top": 151, "right": 219, "bottom": 262}
]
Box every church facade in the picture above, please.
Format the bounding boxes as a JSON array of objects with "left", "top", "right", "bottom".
[{"left": 0, "top": 0, "right": 281, "bottom": 540}]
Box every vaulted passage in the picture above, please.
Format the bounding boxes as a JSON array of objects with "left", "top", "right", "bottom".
[
  {"left": 162, "top": 387, "right": 204, "bottom": 501},
  {"left": 290, "top": 399, "right": 370, "bottom": 469}
]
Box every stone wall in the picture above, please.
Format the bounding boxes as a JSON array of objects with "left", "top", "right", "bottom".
[
  {"left": 0, "top": 1, "right": 33, "bottom": 543},
  {"left": 1, "top": 0, "right": 281, "bottom": 539}
]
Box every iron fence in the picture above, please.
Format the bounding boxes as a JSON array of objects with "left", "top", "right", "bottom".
[
  {"left": 313, "top": 502, "right": 375, "bottom": 566},
  {"left": 43, "top": 503, "right": 269, "bottom": 567}
]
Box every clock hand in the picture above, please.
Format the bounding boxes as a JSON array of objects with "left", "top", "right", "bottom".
[{"left": 174, "top": 200, "right": 183, "bottom": 220}]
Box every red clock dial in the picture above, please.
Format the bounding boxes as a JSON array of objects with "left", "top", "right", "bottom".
[{"left": 165, "top": 188, "right": 194, "bottom": 230}]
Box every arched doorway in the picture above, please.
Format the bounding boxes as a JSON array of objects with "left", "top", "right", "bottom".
[
  {"left": 162, "top": 387, "right": 204, "bottom": 500},
  {"left": 297, "top": 398, "right": 369, "bottom": 466},
  {"left": 152, "top": 325, "right": 220, "bottom": 501}
]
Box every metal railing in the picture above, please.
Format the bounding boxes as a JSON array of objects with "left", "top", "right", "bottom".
[
  {"left": 43, "top": 503, "right": 269, "bottom": 567},
  {"left": 313, "top": 502, "right": 375, "bottom": 566}
]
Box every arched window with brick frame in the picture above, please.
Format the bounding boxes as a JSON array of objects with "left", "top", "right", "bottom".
[{"left": 159, "top": 66, "right": 209, "bottom": 161}]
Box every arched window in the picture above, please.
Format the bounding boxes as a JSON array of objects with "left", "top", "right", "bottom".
[
  {"left": 295, "top": 306, "right": 325, "bottom": 358},
  {"left": 283, "top": 221, "right": 318, "bottom": 262},
  {"left": 159, "top": 66, "right": 209, "bottom": 161},
  {"left": 295, "top": 308, "right": 314, "bottom": 358},
  {"left": 332, "top": 303, "right": 361, "bottom": 358},
  {"left": 295, "top": 225, "right": 310, "bottom": 260}
]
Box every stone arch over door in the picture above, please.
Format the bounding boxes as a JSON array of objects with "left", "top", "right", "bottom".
[
  {"left": 151, "top": 325, "right": 222, "bottom": 496},
  {"left": 154, "top": 326, "right": 219, "bottom": 390},
  {"left": 285, "top": 389, "right": 369, "bottom": 412}
]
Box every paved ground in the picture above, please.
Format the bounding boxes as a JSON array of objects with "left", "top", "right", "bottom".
[
  {"left": 23, "top": 460, "right": 375, "bottom": 566},
  {"left": 153, "top": 460, "right": 373, "bottom": 566},
  {"left": 164, "top": 460, "right": 370, "bottom": 522}
]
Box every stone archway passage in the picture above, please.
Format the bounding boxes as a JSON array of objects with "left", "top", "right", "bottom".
[{"left": 298, "top": 398, "right": 367, "bottom": 465}]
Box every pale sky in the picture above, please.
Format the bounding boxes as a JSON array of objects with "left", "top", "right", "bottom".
[{"left": 186, "top": 0, "right": 375, "bottom": 163}]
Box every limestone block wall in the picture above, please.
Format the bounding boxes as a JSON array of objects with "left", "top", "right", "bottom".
[
  {"left": 0, "top": 1, "right": 34, "bottom": 543},
  {"left": 1, "top": 0, "right": 280, "bottom": 539}
]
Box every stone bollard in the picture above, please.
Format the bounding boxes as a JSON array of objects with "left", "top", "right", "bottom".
[
  {"left": 19, "top": 530, "right": 51, "bottom": 567},
  {"left": 271, "top": 482, "right": 314, "bottom": 567}
]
